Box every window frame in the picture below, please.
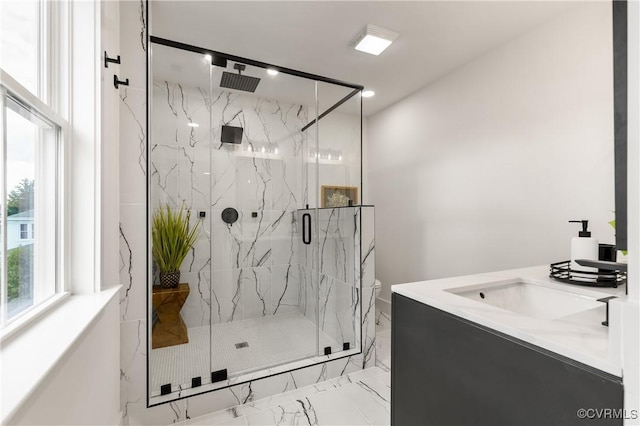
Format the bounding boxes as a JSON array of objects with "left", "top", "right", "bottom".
[
  {"left": 0, "top": 0, "right": 70, "bottom": 335},
  {"left": 0, "top": 75, "right": 67, "bottom": 332}
]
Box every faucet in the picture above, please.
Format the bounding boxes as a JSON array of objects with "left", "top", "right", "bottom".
[{"left": 596, "top": 296, "right": 617, "bottom": 326}]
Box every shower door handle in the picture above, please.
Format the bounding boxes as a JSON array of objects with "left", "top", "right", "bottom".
[{"left": 302, "top": 213, "right": 311, "bottom": 245}]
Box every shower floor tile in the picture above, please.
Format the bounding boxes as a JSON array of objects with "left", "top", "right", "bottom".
[{"left": 150, "top": 312, "right": 339, "bottom": 394}]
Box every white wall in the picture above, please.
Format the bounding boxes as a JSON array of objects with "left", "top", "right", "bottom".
[
  {"left": 101, "top": 0, "right": 121, "bottom": 292},
  {"left": 5, "top": 296, "right": 120, "bottom": 425},
  {"left": 307, "top": 109, "right": 362, "bottom": 208},
  {"left": 622, "top": 0, "right": 640, "bottom": 421},
  {"left": 7, "top": 1, "right": 123, "bottom": 423},
  {"left": 368, "top": 3, "right": 615, "bottom": 302}
]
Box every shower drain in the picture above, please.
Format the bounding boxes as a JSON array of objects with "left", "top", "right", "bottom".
[{"left": 235, "top": 342, "right": 249, "bottom": 349}]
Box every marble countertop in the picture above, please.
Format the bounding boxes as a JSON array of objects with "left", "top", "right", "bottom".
[{"left": 392, "top": 265, "right": 626, "bottom": 377}]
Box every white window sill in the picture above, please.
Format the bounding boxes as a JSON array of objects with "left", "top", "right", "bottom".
[
  {"left": 0, "top": 286, "right": 120, "bottom": 423},
  {"left": 1, "top": 293, "right": 72, "bottom": 343}
]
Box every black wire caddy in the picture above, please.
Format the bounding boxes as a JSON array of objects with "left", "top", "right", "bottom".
[{"left": 549, "top": 260, "right": 627, "bottom": 288}]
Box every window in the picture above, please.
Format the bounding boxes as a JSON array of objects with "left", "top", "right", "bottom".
[
  {"left": 0, "top": 1, "right": 40, "bottom": 97},
  {"left": 20, "top": 225, "right": 28, "bottom": 240},
  {"left": 1, "top": 89, "right": 61, "bottom": 324},
  {"left": 1, "top": 0, "right": 65, "bottom": 327}
]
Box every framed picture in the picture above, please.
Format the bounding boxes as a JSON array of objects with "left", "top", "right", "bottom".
[{"left": 321, "top": 186, "right": 358, "bottom": 208}]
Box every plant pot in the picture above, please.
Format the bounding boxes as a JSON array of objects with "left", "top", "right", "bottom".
[{"left": 159, "top": 271, "right": 181, "bottom": 288}]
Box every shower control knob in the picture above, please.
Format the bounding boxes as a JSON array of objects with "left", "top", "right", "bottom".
[{"left": 221, "top": 207, "right": 239, "bottom": 225}]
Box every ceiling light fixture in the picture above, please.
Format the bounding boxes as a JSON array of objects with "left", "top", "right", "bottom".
[
  {"left": 353, "top": 24, "right": 399, "bottom": 56},
  {"left": 267, "top": 68, "right": 279, "bottom": 76},
  {"left": 204, "top": 54, "right": 212, "bottom": 62},
  {"left": 362, "top": 90, "right": 375, "bottom": 98},
  {"left": 187, "top": 122, "right": 199, "bottom": 128}
]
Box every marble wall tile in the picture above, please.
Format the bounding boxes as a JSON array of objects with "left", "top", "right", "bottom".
[
  {"left": 151, "top": 81, "right": 212, "bottom": 211},
  {"left": 361, "top": 287, "right": 377, "bottom": 369},
  {"left": 210, "top": 146, "right": 240, "bottom": 209},
  {"left": 270, "top": 264, "right": 298, "bottom": 316},
  {"left": 119, "top": 0, "right": 146, "bottom": 91},
  {"left": 318, "top": 276, "right": 358, "bottom": 353},
  {"left": 297, "top": 264, "right": 314, "bottom": 321},
  {"left": 335, "top": 284, "right": 359, "bottom": 350},
  {"left": 120, "top": 8, "right": 374, "bottom": 421},
  {"left": 120, "top": 319, "right": 146, "bottom": 424},
  {"left": 210, "top": 210, "right": 272, "bottom": 271},
  {"left": 318, "top": 274, "right": 337, "bottom": 342},
  {"left": 184, "top": 388, "right": 247, "bottom": 423},
  {"left": 176, "top": 145, "right": 211, "bottom": 211},
  {"left": 149, "top": 144, "right": 179, "bottom": 209},
  {"left": 241, "top": 266, "right": 272, "bottom": 320},
  {"left": 120, "top": 87, "right": 147, "bottom": 205},
  {"left": 360, "top": 207, "right": 376, "bottom": 289},
  {"left": 121, "top": 318, "right": 188, "bottom": 425},
  {"left": 181, "top": 271, "right": 211, "bottom": 328},
  {"left": 317, "top": 208, "right": 356, "bottom": 285},
  {"left": 181, "top": 213, "right": 211, "bottom": 278},
  {"left": 327, "top": 354, "right": 367, "bottom": 378},
  {"left": 272, "top": 157, "right": 302, "bottom": 212},
  {"left": 210, "top": 268, "right": 244, "bottom": 324},
  {"left": 270, "top": 209, "right": 299, "bottom": 267},
  {"left": 237, "top": 156, "right": 273, "bottom": 211},
  {"left": 119, "top": 204, "right": 147, "bottom": 322}
]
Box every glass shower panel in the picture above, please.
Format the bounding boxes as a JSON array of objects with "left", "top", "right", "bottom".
[
  {"left": 149, "top": 44, "right": 212, "bottom": 397},
  {"left": 207, "top": 60, "right": 320, "bottom": 378},
  {"left": 314, "top": 83, "right": 362, "bottom": 356},
  {"left": 148, "top": 38, "right": 364, "bottom": 404}
]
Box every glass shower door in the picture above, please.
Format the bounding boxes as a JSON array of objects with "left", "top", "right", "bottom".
[
  {"left": 207, "top": 61, "right": 320, "bottom": 378},
  {"left": 148, "top": 38, "right": 363, "bottom": 404},
  {"left": 312, "top": 82, "right": 363, "bottom": 358},
  {"left": 148, "top": 44, "right": 213, "bottom": 397}
]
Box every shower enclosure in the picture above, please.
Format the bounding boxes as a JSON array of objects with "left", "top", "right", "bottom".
[{"left": 147, "top": 39, "right": 364, "bottom": 404}]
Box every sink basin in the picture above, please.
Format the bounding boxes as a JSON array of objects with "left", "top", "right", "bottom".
[{"left": 446, "top": 279, "right": 603, "bottom": 320}]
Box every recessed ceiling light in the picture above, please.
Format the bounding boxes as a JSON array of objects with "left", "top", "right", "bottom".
[
  {"left": 362, "top": 90, "right": 375, "bottom": 98},
  {"left": 187, "top": 122, "right": 199, "bottom": 128},
  {"left": 353, "top": 24, "right": 399, "bottom": 56},
  {"left": 267, "top": 68, "right": 279, "bottom": 76}
]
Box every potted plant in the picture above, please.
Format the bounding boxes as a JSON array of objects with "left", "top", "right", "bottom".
[{"left": 152, "top": 204, "right": 200, "bottom": 288}]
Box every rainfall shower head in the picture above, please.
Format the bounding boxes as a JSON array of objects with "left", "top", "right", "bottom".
[{"left": 220, "top": 63, "right": 260, "bottom": 93}]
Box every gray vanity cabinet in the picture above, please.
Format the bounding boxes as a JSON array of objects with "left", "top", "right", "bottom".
[{"left": 391, "top": 293, "right": 623, "bottom": 426}]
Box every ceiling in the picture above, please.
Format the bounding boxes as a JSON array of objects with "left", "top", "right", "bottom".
[
  {"left": 150, "top": 1, "right": 578, "bottom": 116},
  {"left": 152, "top": 43, "right": 359, "bottom": 114}
]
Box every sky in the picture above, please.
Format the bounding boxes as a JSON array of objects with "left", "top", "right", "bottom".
[{"left": 1, "top": 0, "right": 40, "bottom": 192}]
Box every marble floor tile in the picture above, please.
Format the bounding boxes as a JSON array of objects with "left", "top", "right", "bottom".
[
  {"left": 375, "top": 311, "right": 391, "bottom": 331},
  {"left": 375, "top": 328, "right": 391, "bottom": 371},
  {"left": 186, "top": 368, "right": 391, "bottom": 426},
  {"left": 375, "top": 309, "right": 392, "bottom": 371},
  {"left": 341, "top": 377, "right": 391, "bottom": 426}
]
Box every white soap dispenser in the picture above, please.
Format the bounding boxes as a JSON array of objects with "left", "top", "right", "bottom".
[{"left": 569, "top": 220, "right": 599, "bottom": 272}]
